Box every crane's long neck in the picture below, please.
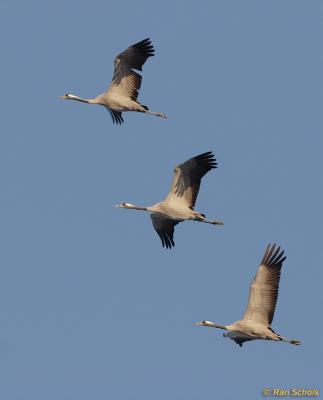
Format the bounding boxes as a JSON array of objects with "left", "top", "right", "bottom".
[
  {"left": 121, "top": 203, "right": 149, "bottom": 212},
  {"left": 130, "top": 206, "right": 148, "bottom": 211},
  {"left": 64, "top": 94, "right": 98, "bottom": 104},
  {"left": 201, "top": 321, "right": 228, "bottom": 330}
]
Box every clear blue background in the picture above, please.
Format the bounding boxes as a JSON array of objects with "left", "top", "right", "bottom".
[{"left": 1, "top": 1, "right": 322, "bottom": 398}]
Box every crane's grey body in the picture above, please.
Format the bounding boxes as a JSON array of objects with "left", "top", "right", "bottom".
[
  {"left": 116, "top": 152, "right": 223, "bottom": 249},
  {"left": 148, "top": 201, "right": 204, "bottom": 221},
  {"left": 195, "top": 244, "right": 300, "bottom": 347},
  {"left": 61, "top": 38, "right": 166, "bottom": 124}
]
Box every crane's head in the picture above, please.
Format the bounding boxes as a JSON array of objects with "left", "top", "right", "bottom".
[
  {"left": 60, "top": 94, "right": 77, "bottom": 100},
  {"left": 115, "top": 202, "right": 136, "bottom": 209},
  {"left": 194, "top": 320, "right": 218, "bottom": 328}
]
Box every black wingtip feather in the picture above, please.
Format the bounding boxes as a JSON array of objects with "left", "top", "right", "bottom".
[
  {"left": 113, "top": 38, "right": 155, "bottom": 78},
  {"left": 132, "top": 37, "right": 155, "bottom": 57},
  {"left": 156, "top": 229, "right": 174, "bottom": 249},
  {"left": 261, "top": 243, "right": 286, "bottom": 268},
  {"left": 194, "top": 151, "right": 218, "bottom": 170},
  {"left": 106, "top": 107, "right": 124, "bottom": 125}
]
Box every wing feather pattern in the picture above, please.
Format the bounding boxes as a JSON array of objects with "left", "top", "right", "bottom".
[
  {"left": 107, "top": 38, "right": 154, "bottom": 102},
  {"left": 150, "top": 214, "right": 179, "bottom": 249},
  {"left": 105, "top": 107, "right": 124, "bottom": 124},
  {"left": 166, "top": 152, "right": 217, "bottom": 209},
  {"left": 242, "top": 244, "right": 286, "bottom": 326}
]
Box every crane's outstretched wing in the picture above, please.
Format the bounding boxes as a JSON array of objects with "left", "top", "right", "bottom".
[
  {"left": 166, "top": 152, "right": 217, "bottom": 209},
  {"left": 150, "top": 214, "right": 179, "bottom": 249},
  {"left": 105, "top": 107, "right": 124, "bottom": 124},
  {"left": 242, "top": 244, "right": 286, "bottom": 326},
  {"left": 107, "top": 38, "right": 154, "bottom": 103}
]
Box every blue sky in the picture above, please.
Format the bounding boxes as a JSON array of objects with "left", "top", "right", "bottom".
[{"left": 0, "top": 0, "right": 322, "bottom": 399}]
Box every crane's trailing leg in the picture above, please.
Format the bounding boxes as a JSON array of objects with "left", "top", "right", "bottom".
[
  {"left": 146, "top": 111, "right": 167, "bottom": 118},
  {"left": 210, "top": 219, "right": 224, "bottom": 225},
  {"left": 277, "top": 335, "right": 301, "bottom": 345},
  {"left": 194, "top": 213, "right": 224, "bottom": 225},
  {"left": 143, "top": 109, "right": 167, "bottom": 118},
  {"left": 138, "top": 103, "right": 166, "bottom": 118}
]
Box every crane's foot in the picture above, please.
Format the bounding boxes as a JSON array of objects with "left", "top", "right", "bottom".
[{"left": 211, "top": 220, "right": 224, "bottom": 225}]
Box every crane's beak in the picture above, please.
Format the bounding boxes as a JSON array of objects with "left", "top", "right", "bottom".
[
  {"left": 193, "top": 321, "right": 203, "bottom": 326},
  {"left": 115, "top": 204, "right": 121, "bottom": 208},
  {"left": 60, "top": 95, "right": 68, "bottom": 100}
]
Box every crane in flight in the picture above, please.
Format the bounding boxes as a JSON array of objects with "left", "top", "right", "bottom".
[
  {"left": 61, "top": 38, "right": 166, "bottom": 124},
  {"left": 195, "top": 244, "right": 301, "bottom": 347},
  {"left": 116, "top": 151, "right": 223, "bottom": 249}
]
